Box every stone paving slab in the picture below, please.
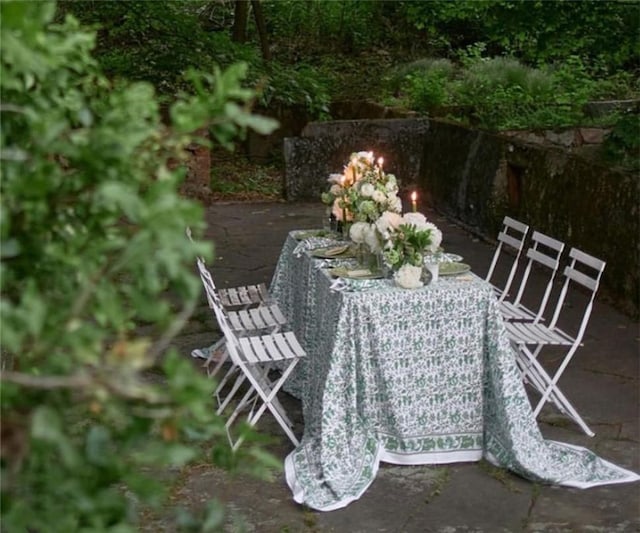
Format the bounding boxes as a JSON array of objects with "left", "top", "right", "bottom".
[{"left": 159, "top": 201, "right": 640, "bottom": 532}]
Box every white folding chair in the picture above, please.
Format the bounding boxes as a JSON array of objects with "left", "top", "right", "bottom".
[
  {"left": 186, "top": 227, "right": 271, "bottom": 309},
  {"left": 505, "top": 247, "right": 606, "bottom": 437},
  {"left": 485, "top": 216, "right": 530, "bottom": 300},
  {"left": 186, "top": 227, "right": 282, "bottom": 366},
  {"left": 194, "top": 257, "right": 288, "bottom": 412},
  {"left": 205, "top": 265, "right": 306, "bottom": 450},
  {"left": 499, "top": 231, "right": 565, "bottom": 322}
]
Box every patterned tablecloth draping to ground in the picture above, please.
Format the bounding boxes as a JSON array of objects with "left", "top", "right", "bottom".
[{"left": 269, "top": 231, "right": 639, "bottom": 512}]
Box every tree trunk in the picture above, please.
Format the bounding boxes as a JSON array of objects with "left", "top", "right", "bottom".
[
  {"left": 232, "top": 0, "right": 249, "bottom": 43},
  {"left": 251, "top": 0, "right": 271, "bottom": 61}
]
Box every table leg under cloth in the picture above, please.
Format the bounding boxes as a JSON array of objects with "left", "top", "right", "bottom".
[{"left": 270, "top": 232, "right": 639, "bottom": 512}]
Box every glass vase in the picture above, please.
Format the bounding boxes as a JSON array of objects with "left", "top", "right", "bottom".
[{"left": 424, "top": 261, "right": 439, "bottom": 282}]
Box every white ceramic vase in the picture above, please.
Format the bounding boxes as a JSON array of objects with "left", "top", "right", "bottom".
[{"left": 394, "top": 264, "right": 424, "bottom": 289}]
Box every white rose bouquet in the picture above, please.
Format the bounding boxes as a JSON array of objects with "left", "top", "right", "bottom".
[{"left": 321, "top": 151, "right": 402, "bottom": 231}]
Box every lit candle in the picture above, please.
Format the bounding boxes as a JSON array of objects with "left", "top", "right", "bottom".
[
  {"left": 377, "top": 157, "right": 384, "bottom": 179},
  {"left": 411, "top": 191, "right": 417, "bottom": 212}
]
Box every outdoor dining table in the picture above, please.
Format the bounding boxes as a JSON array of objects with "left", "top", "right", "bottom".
[{"left": 269, "top": 231, "right": 639, "bottom": 512}]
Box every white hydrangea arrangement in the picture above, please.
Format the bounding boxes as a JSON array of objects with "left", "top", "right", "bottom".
[{"left": 321, "top": 151, "right": 402, "bottom": 229}]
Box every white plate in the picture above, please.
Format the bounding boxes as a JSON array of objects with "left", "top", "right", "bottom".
[
  {"left": 311, "top": 245, "right": 354, "bottom": 259},
  {"left": 442, "top": 253, "right": 463, "bottom": 263}
]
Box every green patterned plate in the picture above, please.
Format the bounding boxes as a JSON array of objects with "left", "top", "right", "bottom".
[
  {"left": 439, "top": 262, "right": 472, "bottom": 276},
  {"left": 312, "top": 245, "right": 355, "bottom": 259}
]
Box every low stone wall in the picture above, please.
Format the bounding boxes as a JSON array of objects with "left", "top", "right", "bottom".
[
  {"left": 283, "top": 118, "right": 429, "bottom": 200},
  {"left": 284, "top": 118, "right": 639, "bottom": 316},
  {"left": 425, "top": 120, "right": 639, "bottom": 317}
]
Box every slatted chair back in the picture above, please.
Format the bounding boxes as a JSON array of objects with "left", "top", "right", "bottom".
[
  {"left": 186, "top": 226, "right": 269, "bottom": 311},
  {"left": 547, "top": 247, "right": 606, "bottom": 344},
  {"left": 485, "top": 216, "right": 530, "bottom": 299},
  {"left": 500, "top": 231, "right": 565, "bottom": 322}
]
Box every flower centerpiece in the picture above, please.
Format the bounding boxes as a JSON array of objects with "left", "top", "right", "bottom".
[
  {"left": 321, "top": 151, "right": 402, "bottom": 253},
  {"left": 377, "top": 211, "right": 442, "bottom": 288}
]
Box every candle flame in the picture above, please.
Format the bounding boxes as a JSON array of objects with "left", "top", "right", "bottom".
[
  {"left": 378, "top": 157, "right": 384, "bottom": 167},
  {"left": 411, "top": 191, "right": 417, "bottom": 202}
]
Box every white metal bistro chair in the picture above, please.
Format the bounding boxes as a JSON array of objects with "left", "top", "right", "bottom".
[
  {"left": 499, "top": 230, "right": 565, "bottom": 322},
  {"left": 202, "top": 260, "right": 306, "bottom": 450},
  {"left": 505, "top": 247, "right": 606, "bottom": 437},
  {"left": 187, "top": 225, "right": 271, "bottom": 311},
  {"left": 485, "top": 216, "right": 530, "bottom": 300},
  {"left": 186, "top": 227, "right": 282, "bottom": 366},
  {"left": 193, "top": 256, "right": 289, "bottom": 411}
]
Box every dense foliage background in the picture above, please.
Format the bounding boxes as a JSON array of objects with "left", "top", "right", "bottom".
[
  {"left": 55, "top": 0, "right": 639, "bottom": 171},
  {"left": 56, "top": 0, "right": 639, "bottom": 110}
]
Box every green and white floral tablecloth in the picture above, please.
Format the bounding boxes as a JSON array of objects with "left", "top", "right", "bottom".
[{"left": 270, "top": 232, "right": 639, "bottom": 512}]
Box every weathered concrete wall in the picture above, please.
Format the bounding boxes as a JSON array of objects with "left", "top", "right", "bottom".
[
  {"left": 284, "top": 118, "right": 430, "bottom": 200},
  {"left": 423, "top": 121, "right": 505, "bottom": 231},
  {"left": 284, "top": 117, "right": 639, "bottom": 316},
  {"left": 425, "top": 119, "right": 639, "bottom": 316}
]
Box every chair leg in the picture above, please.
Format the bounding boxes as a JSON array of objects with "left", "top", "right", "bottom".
[
  {"left": 207, "top": 349, "right": 228, "bottom": 379},
  {"left": 213, "top": 363, "right": 240, "bottom": 406},
  {"left": 517, "top": 345, "right": 594, "bottom": 437},
  {"left": 217, "top": 372, "right": 248, "bottom": 416},
  {"left": 244, "top": 360, "right": 300, "bottom": 445},
  {"left": 227, "top": 359, "right": 301, "bottom": 451},
  {"left": 226, "top": 385, "right": 262, "bottom": 449}
]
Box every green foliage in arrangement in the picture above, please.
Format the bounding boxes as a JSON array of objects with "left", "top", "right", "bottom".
[{"left": 1, "top": 2, "right": 279, "bottom": 530}]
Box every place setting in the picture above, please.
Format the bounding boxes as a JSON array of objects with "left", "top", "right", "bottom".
[{"left": 310, "top": 243, "right": 355, "bottom": 259}]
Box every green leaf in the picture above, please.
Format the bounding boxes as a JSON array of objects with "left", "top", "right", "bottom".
[
  {"left": 86, "top": 425, "right": 112, "bottom": 466},
  {"left": 31, "top": 405, "right": 79, "bottom": 468}
]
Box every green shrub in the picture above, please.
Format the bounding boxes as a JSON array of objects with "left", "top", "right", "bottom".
[
  {"left": 1, "top": 2, "right": 278, "bottom": 530},
  {"left": 602, "top": 112, "right": 640, "bottom": 170},
  {"left": 397, "top": 51, "right": 635, "bottom": 129},
  {"left": 256, "top": 62, "right": 331, "bottom": 118}
]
